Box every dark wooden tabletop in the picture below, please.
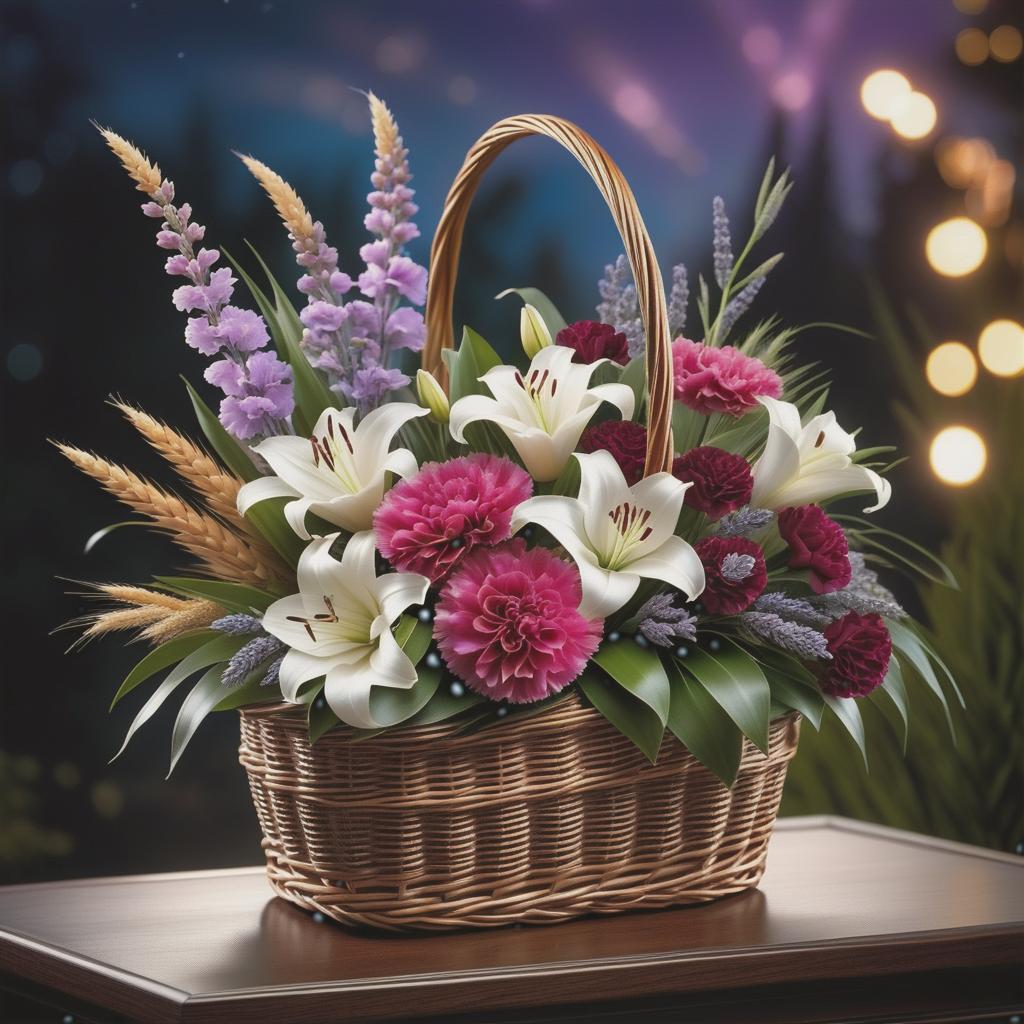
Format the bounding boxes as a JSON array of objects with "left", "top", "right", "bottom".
[{"left": 0, "top": 816, "right": 1021, "bottom": 1024}]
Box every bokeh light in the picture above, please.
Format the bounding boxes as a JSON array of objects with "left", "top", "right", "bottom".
[
  {"left": 890, "top": 91, "right": 937, "bottom": 139},
  {"left": 929, "top": 426, "right": 987, "bottom": 486},
  {"left": 989, "top": 25, "right": 1023, "bottom": 62},
  {"left": 935, "top": 136, "right": 994, "bottom": 188},
  {"left": 447, "top": 75, "right": 477, "bottom": 105},
  {"left": 926, "top": 341, "right": 978, "bottom": 396},
  {"left": 955, "top": 27, "right": 989, "bottom": 65},
  {"left": 860, "top": 69, "right": 911, "bottom": 120},
  {"left": 978, "top": 319, "right": 1024, "bottom": 377},
  {"left": 741, "top": 25, "right": 782, "bottom": 68},
  {"left": 925, "top": 217, "right": 987, "bottom": 276},
  {"left": 772, "top": 70, "right": 812, "bottom": 111},
  {"left": 953, "top": 0, "right": 988, "bottom": 12}
]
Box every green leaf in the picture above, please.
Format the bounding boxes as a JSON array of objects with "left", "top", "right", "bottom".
[
  {"left": 879, "top": 656, "right": 909, "bottom": 753},
  {"left": 368, "top": 666, "right": 442, "bottom": 729},
  {"left": 549, "top": 456, "right": 581, "bottom": 497},
  {"left": 110, "top": 630, "right": 217, "bottom": 710},
  {"left": 393, "top": 615, "right": 432, "bottom": 666},
  {"left": 577, "top": 668, "right": 665, "bottom": 763},
  {"left": 665, "top": 658, "right": 742, "bottom": 786},
  {"left": 824, "top": 694, "right": 868, "bottom": 769},
  {"left": 591, "top": 640, "right": 671, "bottom": 726},
  {"left": 111, "top": 635, "right": 246, "bottom": 760},
  {"left": 754, "top": 649, "right": 824, "bottom": 730},
  {"left": 308, "top": 698, "right": 338, "bottom": 743},
  {"left": 836, "top": 515, "right": 958, "bottom": 589},
  {"left": 901, "top": 621, "right": 966, "bottom": 708},
  {"left": 184, "top": 379, "right": 259, "bottom": 482},
  {"left": 167, "top": 665, "right": 233, "bottom": 776},
  {"left": 396, "top": 682, "right": 484, "bottom": 728},
  {"left": 495, "top": 287, "right": 568, "bottom": 337},
  {"left": 685, "top": 640, "right": 771, "bottom": 753},
  {"left": 242, "top": 497, "right": 305, "bottom": 569},
  {"left": 619, "top": 355, "right": 646, "bottom": 421},
  {"left": 84, "top": 520, "right": 148, "bottom": 554},
  {"left": 153, "top": 577, "right": 276, "bottom": 614},
  {"left": 213, "top": 673, "right": 279, "bottom": 712},
  {"left": 887, "top": 618, "right": 957, "bottom": 739},
  {"left": 226, "top": 245, "right": 337, "bottom": 435},
  {"left": 448, "top": 326, "right": 503, "bottom": 403}
]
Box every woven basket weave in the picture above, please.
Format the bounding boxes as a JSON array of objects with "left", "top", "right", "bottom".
[
  {"left": 239, "top": 114, "right": 801, "bottom": 931},
  {"left": 240, "top": 699, "right": 799, "bottom": 931}
]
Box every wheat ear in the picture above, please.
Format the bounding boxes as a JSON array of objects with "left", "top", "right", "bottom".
[
  {"left": 237, "top": 153, "right": 314, "bottom": 243},
  {"left": 77, "top": 590, "right": 222, "bottom": 644},
  {"left": 55, "top": 443, "right": 280, "bottom": 589},
  {"left": 368, "top": 91, "right": 400, "bottom": 162},
  {"left": 94, "top": 124, "right": 163, "bottom": 196},
  {"left": 112, "top": 405, "right": 287, "bottom": 575}
]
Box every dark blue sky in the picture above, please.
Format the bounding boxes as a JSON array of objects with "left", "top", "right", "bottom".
[{"left": 23, "top": 0, "right": 1013, "bottom": 298}]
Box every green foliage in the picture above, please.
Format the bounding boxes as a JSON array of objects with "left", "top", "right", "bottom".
[
  {"left": 184, "top": 379, "right": 260, "bottom": 482},
  {"left": 578, "top": 668, "right": 666, "bottom": 763},
  {"left": 784, "top": 294, "right": 1022, "bottom": 852},
  {"left": 495, "top": 286, "right": 568, "bottom": 337},
  {"left": 225, "top": 244, "right": 338, "bottom": 435},
  {"left": 152, "top": 577, "right": 277, "bottom": 614}
]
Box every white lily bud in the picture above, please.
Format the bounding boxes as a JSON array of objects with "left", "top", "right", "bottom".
[
  {"left": 416, "top": 369, "right": 450, "bottom": 423},
  {"left": 520, "top": 303, "right": 552, "bottom": 358}
]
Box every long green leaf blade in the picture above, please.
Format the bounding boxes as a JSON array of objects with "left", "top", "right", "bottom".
[
  {"left": 685, "top": 639, "right": 771, "bottom": 752},
  {"left": 592, "top": 640, "right": 671, "bottom": 726},
  {"left": 578, "top": 668, "right": 665, "bottom": 763},
  {"left": 110, "top": 630, "right": 216, "bottom": 710},
  {"left": 665, "top": 658, "right": 742, "bottom": 786},
  {"left": 184, "top": 380, "right": 259, "bottom": 482}
]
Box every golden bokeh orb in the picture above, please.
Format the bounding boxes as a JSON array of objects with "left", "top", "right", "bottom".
[
  {"left": 978, "top": 319, "right": 1024, "bottom": 377},
  {"left": 955, "top": 27, "right": 990, "bottom": 65},
  {"left": 860, "top": 69, "right": 912, "bottom": 120},
  {"left": 989, "top": 25, "right": 1023, "bottom": 62},
  {"left": 926, "top": 341, "right": 978, "bottom": 396},
  {"left": 925, "top": 217, "right": 987, "bottom": 276},
  {"left": 929, "top": 426, "right": 987, "bottom": 486},
  {"left": 891, "top": 91, "right": 938, "bottom": 139}
]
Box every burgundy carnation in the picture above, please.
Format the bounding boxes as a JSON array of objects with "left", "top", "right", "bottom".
[
  {"left": 778, "top": 505, "right": 852, "bottom": 595},
  {"left": 579, "top": 420, "right": 647, "bottom": 485},
  {"left": 435, "top": 540, "right": 603, "bottom": 703},
  {"left": 820, "top": 612, "right": 892, "bottom": 698},
  {"left": 373, "top": 454, "right": 532, "bottom": 583},
  {"left": 671, "top": 337, "right": 782, "bottom": 417},
  {"left": 672, "top": 446, "right": 753, "bottom": 520},
  {"left": 695, "top": 536, "right": 767, "bottom": 615},
  {"left": 556, "top": 320, "right": 630, "bottom": 365}
]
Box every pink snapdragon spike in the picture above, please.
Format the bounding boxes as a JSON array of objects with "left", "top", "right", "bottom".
[
  {"left": 118, "top": 153, "right": 295, "bottom": 441},
  {"left": 374, "top": 454, "right": 533, "bottom": 583},
  {"left": 671, "top": 337, "right": 781, "bottom": 417},
  {"left": 434, "top": 540, "right": 603, "bottom": 703}
]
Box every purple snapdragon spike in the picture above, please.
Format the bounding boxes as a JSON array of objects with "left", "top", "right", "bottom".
[
  {"left": 97, "top": 126, "right": 294, "bottom": 442},
  {"left": 239, "top": 92, "right": 426, "bottom": 414}
]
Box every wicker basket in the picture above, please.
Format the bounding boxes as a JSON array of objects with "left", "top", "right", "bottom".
[
  {"left": 239, "top": 114, "right": 802, "bottom": 931},
  {"left": 240, "top": 698, "right": 799, "bottom": 931}
]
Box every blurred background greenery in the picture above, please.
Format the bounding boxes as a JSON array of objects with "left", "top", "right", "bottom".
[{"left": 2, "top": 0, "right": 1021, "bottom": 883}]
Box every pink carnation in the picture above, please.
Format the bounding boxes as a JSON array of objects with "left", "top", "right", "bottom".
[
  {"left": 671, "top": 337, "right": 781, "bottom": 417},
  {"left": 820, "top": 612, "right": 892, "bottom": 698},
  {"left": 373, "top": 454, "right": 532, "bottom": 583},
  {"left": 435, "top": 540, "right": 603, "bottom": 703}
]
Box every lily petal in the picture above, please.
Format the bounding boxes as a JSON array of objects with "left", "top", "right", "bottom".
[
  {"left": 352, "top": 402, "right": 428, "bottom": 478},
  {"left": 323, "top": 654, "right": 379, "bottom": 730},
  {"left": 236, "top": 475, "right": 299, "bottom": 517},
  {"left": 576, "top": 561, "right": 641, "bottom": 619},
  {"left": 626, "top": 535, "right": 706, "bottom": 601}
]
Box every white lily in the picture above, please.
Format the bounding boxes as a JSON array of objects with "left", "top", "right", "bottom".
[
  {"left": 510, "top": 450, "right": 705, "bottom": 618},
  {"left": 449, "top": 345, "right": 634, "bottom": 482},
  {"left": 750, "top": 396, "right": 892, "bottom": 512},
  {"left": 237, "top": 403, "right": 428, "bottom": 538},
  {"left": 261, "top": 531, "right": 429, "bottom": 729}
]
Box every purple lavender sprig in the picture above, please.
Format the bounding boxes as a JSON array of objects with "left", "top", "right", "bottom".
[
  {"left": 97, "top": 126, "right": 294, "bottom": 442},
  {"left": 241, "top": 93, "right": 426, "bottom": 412}
]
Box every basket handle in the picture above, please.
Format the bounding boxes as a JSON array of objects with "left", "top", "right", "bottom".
[{"left": 423, "top": 114, "right": 673, "bottom": 477}]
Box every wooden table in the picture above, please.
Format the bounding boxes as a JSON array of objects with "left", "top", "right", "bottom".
[{"left": 0, "top": 817, "right": 1021, "bottom": 1023}]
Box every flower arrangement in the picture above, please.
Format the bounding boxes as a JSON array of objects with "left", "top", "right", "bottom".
[{"left": 59, "top": 96, "right": 961, "bottom": 788}]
